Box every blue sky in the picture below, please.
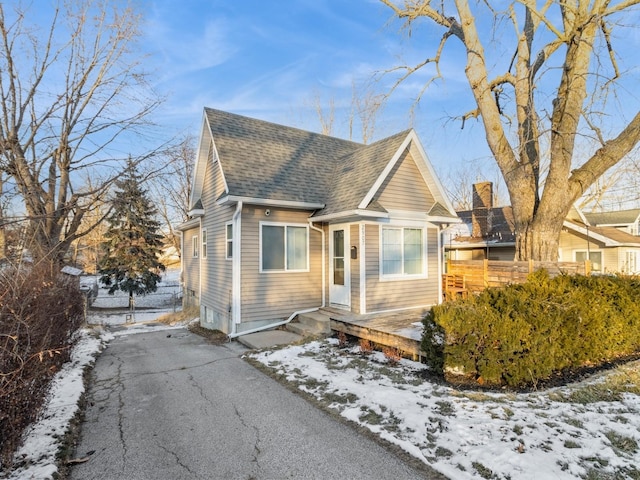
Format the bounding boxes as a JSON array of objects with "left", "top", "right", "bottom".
[{"left": 141, "top": 0, "right": 497, "bottom": 179}]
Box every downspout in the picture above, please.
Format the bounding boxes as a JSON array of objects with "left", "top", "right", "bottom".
[
  {"left": 227, "top": 307, "right": 321, "bottom": 339},
  {"left": 198, "top": 217, "right": 202, "bottom": 308},
  {"left": 230, "top": 201, "right": 243, "bottom": 336},
  {"left": 227, "top": 220, "right": 326, "bottom": 339}
]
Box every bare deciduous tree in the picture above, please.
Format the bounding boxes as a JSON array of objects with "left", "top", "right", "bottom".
[
  {"left": 381, "top": 0, "right": 640, "bottom": 260},
  {"left": 0, "top": 1, "right": 163, "bottom": 265},
  {"left": 148, "top": 135, "right": 196, "bottom": 258}
]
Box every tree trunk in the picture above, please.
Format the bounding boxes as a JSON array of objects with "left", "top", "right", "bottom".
[{"left": 514, "top": 217, "right": 563, "bottom": 261}]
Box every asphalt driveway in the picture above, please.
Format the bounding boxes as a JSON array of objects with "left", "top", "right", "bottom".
[{"left": 70, "top": 328, "right": 439, "bottom": 479}]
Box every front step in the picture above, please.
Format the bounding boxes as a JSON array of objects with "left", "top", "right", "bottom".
[{"left": 286, "top": 311, "right": 331, "bottom": 337}]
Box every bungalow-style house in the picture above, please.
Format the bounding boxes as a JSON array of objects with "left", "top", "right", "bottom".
[
  {"left": 444, "top": 182, "right": 640, "bottom": 274},
  {"left": 179, "top": 108, "right": 458, "bottom": 336}
]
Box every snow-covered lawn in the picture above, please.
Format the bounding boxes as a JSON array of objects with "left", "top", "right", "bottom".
[{"left": 249, "top": 339, "right": 640, "bottom": 480}]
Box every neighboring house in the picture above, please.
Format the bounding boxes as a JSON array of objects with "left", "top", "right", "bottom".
[
  {"left": 443, "top": 182, "right": 640, "bottom": 274},
  {"left": 583, "top": 209, "right": 640, "bottom": 236},
  {"left": 178, "top": 108, "right": 458, "bottom": 336}
]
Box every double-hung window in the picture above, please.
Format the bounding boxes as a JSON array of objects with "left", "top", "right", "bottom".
[
  {"left": 261, "top": 223, "right": 308, "bottom": 272},
  {"left": 381, "top": 226, "right": 425, "bottom": 278}
]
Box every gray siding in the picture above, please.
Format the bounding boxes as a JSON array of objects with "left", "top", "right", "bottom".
[
  {"left": 240, "top": 206, "right": 322, "bottom": 323},
  {"left": 199, "top": 145, "right": 235, "bottom": 332},
  {"left": 364, "top": 224, "right": 439, "bottom": 312},
  {"left": 377, "top": 151, "right": 435, "bottom": 212},
  {"left": 182, "top": 227, "right": 200, "bottom": 306}
]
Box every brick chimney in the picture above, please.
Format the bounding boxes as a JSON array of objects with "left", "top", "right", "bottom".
[{"left": 472, "top": 182, "right": 493, "bottom": 238}]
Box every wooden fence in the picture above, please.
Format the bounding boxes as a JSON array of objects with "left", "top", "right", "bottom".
[{"left": 443, "top": 259, "right": 591, "bottom": 300}]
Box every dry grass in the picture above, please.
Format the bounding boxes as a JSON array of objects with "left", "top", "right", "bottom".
[{"left": 155, "top": 305, "right": 199, "bottom": 325}]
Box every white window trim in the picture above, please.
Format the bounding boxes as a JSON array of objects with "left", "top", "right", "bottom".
[
  {"left": 201, "top": 228, "right": 207, "bottom": 258},
  {"left": 225, "top": 222, "right": 233, "bottom": 260},
  {"left": 259, "top": 221, "right": 310, "bottom": 273},
  {"left": 379, "top": 225, "right": 428, "bottom": 281},
  {"left": 192, "top": 235, "right": 199, "bottom": 258}
]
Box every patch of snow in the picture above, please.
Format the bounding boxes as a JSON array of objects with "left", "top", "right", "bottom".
[
  {"left": 250, "top": 340, "right": 640, "bottom": 480},
  {"left": 7, "top": 331, "right": 105, "bottom": 480}
]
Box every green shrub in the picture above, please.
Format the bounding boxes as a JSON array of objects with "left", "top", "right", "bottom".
[{"left": 422, "top": 271, "right": 640, "bottom": 388}]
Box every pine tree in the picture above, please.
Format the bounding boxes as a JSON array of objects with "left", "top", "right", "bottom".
[{"left": 98, "top": 160, "right": 166, "bottom": 310}]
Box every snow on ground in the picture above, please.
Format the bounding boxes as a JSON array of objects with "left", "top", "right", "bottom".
[{"left": 250, "top": 339, "right": 640, "bottom": 480}]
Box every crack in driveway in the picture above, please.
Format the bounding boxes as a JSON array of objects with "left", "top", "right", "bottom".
[{"left": 233, "top": 404, "right": 262, "bottom": 476}]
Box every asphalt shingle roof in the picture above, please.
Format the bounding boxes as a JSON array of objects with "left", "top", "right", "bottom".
[
  {"left": 584, "top": 209, "right": 640, "bottom": 226},
  {"left": 205, "top": 108, "right": 359, "bottom": 206},
  {"left": 204, "top": 109, "right": 425, "bottom": 214}
]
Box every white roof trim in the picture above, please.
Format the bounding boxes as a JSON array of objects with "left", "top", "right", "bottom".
[
  {"left": 189, "top": 111, "right": 229, "bottom": 211},
  {"left": 310, "top": 209, "right": 390, "bottom": 222},
  {"left": 177, "top": 218, "right": 201, "bottom": 231},
  {"left": 217, "top": 195, "right": 324, "bottom": 210},
  {"left": 563, "top": 220, "right": 619, "bottom": 246}
]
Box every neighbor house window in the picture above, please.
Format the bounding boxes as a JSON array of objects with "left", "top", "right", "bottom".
[
  {"left": 381, "top": 227, "right": 425, "bottom": 278},
  {"left": 261, "top": 223, "right": 308, "bottom": 272},
  {"left": 575, "top": 250, "right": 602, "bottom": 272},
  {"left": 201, "top": 229, "right": 207, "bottom": 258},
  {"left": 625, "top": 251, "right": 640, "bottom": 274},
  {"left": 192, "top": 235, "right": 199, "bottom": 258},
  {"left": 226, "top": 223, "right": 233, "bottom": 259}
]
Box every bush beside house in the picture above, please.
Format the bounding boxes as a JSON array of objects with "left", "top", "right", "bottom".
[
  {"left": 0, "top": 262, "right": 84, "bottom": 468},
  {"left": 422, "top": 271, "right": 640, "bottom": 388}
]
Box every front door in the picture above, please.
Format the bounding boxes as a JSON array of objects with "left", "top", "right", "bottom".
[{"left": 329, "top": 224, "right": 350, "bottom": 308}]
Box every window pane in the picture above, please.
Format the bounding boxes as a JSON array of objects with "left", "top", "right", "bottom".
[
  {"left": 590, "top": 251, "right": 602, "bottom": 272},
  {"left": 382, "top": 228, "right": 402, "bottom": 275},
  {"left": 262, "top": 226, "right": 285, "bottom": 270},
  {"left": 334, "top": 258, "right": 344, "bottom": 285},
  {"left": 287, "top": 226, "right": 307, "bottom": 270},
  {"left": 333, "top": 230, "right": 344, "bottom": 258},
  {"left": 404, "top": 228, "right": 422, "bottom": 274},
  {"left": 575, "top": 251, "right": 587, "bottom": 263},
  {"left": 226, "top": 224, "right": 233, "bottom": 258}
]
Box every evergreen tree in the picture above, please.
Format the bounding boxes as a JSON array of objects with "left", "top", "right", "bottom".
[{"left": 99, "top": 160, "right": 166, "bottom": 310}]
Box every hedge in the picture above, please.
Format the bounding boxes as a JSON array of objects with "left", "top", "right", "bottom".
[
  {"left": 0, "top": 262, "right": 84, "bottom": 468},
  {"left": 422, "top": 270, "right": 640, "bottom": 388}
]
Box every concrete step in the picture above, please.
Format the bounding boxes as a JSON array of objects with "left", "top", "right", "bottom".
[{"left": 285, "top": 311, "right": 331, "bottom": 337}]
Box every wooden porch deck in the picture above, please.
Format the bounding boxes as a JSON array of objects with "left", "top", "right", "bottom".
[{"left": 322, "top": 307, "right": 428, "bottom": 361}]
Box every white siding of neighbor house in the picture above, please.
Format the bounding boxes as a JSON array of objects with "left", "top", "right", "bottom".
[
  {"left": 199, "top": 144, "right": 236, "bottom": 332},
  {"left": 240, "top": 206, "right": 322, "bottom": 324},
  {"left": 376, "top": 151, "right": 435, "bottom": 211},
  {"left": 558, "top": 229, "right": 622, "bottom": 273},
  {"left": 364, "top": 224, "right": 440, "bottom": 312}
]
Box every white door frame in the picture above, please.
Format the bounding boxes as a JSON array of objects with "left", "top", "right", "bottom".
[{"left": 329, "top": 224, "right": 351, "bottom": 308}]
